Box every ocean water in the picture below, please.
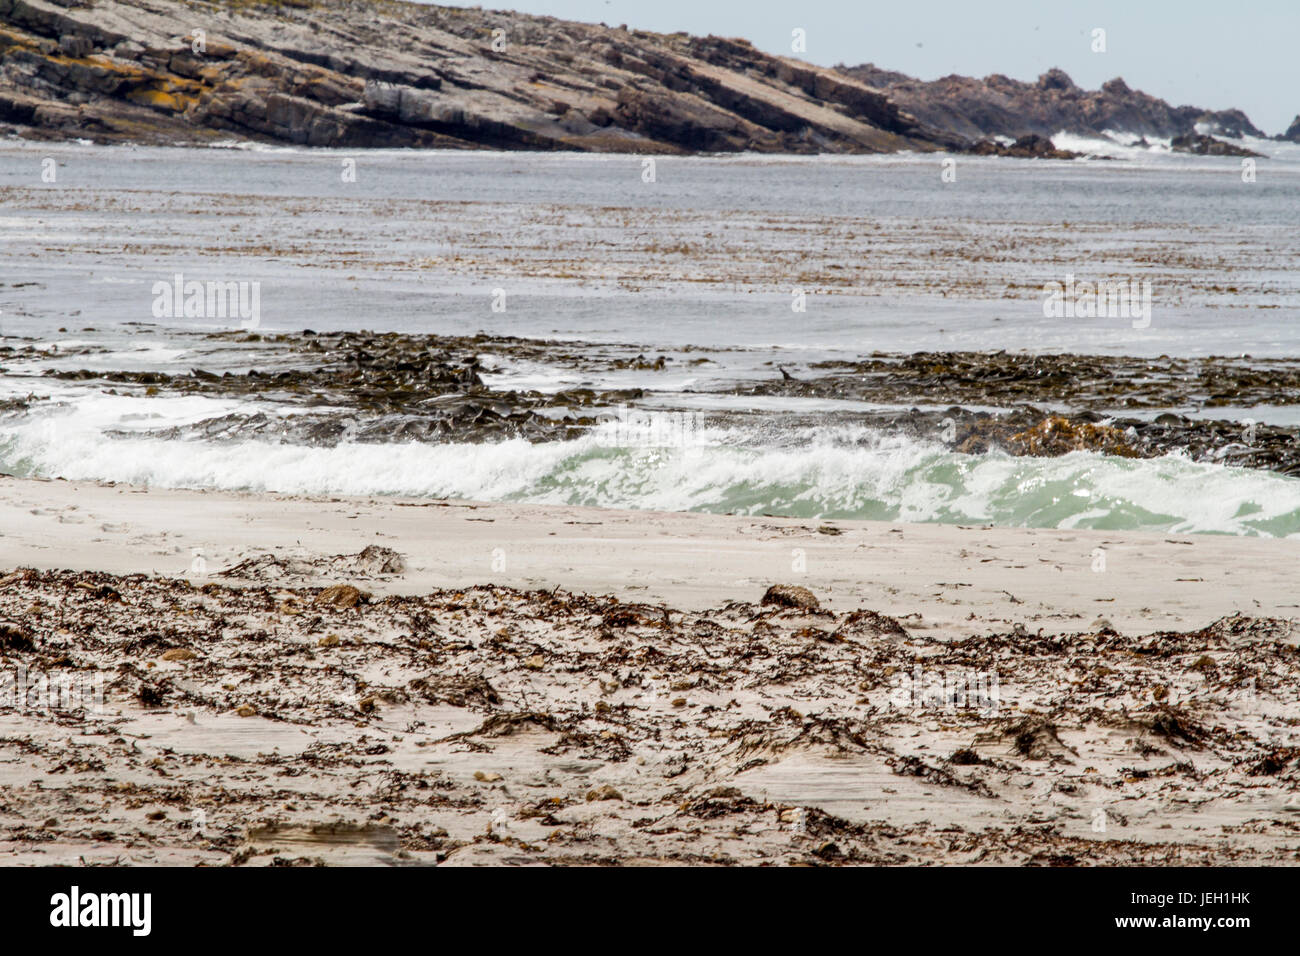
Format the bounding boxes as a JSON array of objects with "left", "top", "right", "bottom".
[{"left": 2, "top": 139, "right": 1300, "bottom": 535}]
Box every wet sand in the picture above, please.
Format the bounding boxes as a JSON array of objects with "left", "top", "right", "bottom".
[{"left": 0, "top": 476, "right": 1297, "bottom": 865}]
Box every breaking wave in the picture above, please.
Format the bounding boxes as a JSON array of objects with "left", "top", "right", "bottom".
[{"left": 3, "top": 394, "right": 1300, "bottom": 536}]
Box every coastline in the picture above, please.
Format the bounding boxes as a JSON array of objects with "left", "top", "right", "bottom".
[
  {"left": 2, "top": 474, "right": 1295, "bottom": 633},
  {"left": 2, "top": 75, "right": 1299, "bottom": 869}
]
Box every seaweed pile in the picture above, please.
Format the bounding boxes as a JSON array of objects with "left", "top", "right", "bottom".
[
  {"left": 26, "top": 331, "right": 1300, "bottom": 475},
  {"left": 41, "top": 331, "right": 645, "bottom": 445},
  {"left": 0, "top": 566, "right": 1296, "bottom": 865},
  {"left": 743, "top": 350, "right": 1300, "bottom": 475}
]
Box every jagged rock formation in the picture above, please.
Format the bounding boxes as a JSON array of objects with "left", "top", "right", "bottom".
[
  {"left": 0, "top": 0, "right": 958, "bottom": 152},
  {"left": 1282, "top": 116, "right": 1300, "bottom": 143},
  {"left": 967, "top": 133, "right": 1082, "bottom": 160},
  {"left": 1170, "top": 132, "right": 1261, "bottom": 157},
  {"left": 840, "top": 64, "right": 1270, "bottom": 142}
]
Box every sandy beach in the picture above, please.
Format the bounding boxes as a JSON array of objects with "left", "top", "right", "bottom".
[
  {"left": 2, "top": 475, "right": 1298, "bottom": 631},
  {"left": 0, "top": 475, "right": 1296, "bottom": 865}
]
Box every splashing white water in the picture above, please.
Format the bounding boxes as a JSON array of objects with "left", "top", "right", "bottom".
[{"left": 3, "top": 394, "right": 1300, "bottom": 536}]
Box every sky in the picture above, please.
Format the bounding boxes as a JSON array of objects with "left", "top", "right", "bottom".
[{"left": 437, "top": 0, "right": 1299, "bottom": 135}]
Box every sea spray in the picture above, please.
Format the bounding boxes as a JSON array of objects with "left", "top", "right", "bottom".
[{"left": 3, "top": 400, "right": 1300, "bottom": 536}]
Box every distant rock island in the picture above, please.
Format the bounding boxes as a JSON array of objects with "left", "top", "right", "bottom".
[{"left": 0, "top": 0, "right": 1290, "bottom": 153}]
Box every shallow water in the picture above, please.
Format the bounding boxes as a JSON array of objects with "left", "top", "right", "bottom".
[{"left": 2, "top": 141, "right": 1299, "bottom": 534}]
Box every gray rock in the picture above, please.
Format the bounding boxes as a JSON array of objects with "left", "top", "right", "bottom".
[
  {"left": 58, "top": 33, "right": 93, "bottom": 57},
  {"left": 0, "top": 0, "right": 955, "bottom": 152}
]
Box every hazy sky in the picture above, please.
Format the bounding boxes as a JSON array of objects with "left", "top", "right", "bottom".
[{"left": 438, "top": 0, "right": 1298, "bottom": 134}]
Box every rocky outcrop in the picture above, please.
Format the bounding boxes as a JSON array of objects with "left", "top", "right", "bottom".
[
  {"left": 839, "top": 64, "right": 1271, "bottom": 142},
  {"left": 2, "top": 1, "right": 1283, "bottom": 154},
  {"left": 0, "top": 0, "right": 957, "bottom": 152},
  {"left": 1170, "top": 132, "right": 1261, "bottom": 157},
  {"left": 968, "top": 133, "right": 1082, "bottom": 160},
  {"left": 1281, "top": 116, "right": 1300, "bottom": 143}
]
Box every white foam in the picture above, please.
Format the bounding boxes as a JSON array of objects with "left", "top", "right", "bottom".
[
  {"left": 1051, "top": 130, "right": 1300, "bottom": 164},
  {"left": 1050, "top": 131, "right": 1169, "bottom": 161},
  {"left": 3, "top": 402, "right": 1299, "bottom": 536}
]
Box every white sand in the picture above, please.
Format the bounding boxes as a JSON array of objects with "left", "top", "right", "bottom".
[
  {"left": 2, "top": 475, "right": 1298, "bottom": 866},
  {"left": 2, "top": 475, "right": 1293, "bottom": 636}
]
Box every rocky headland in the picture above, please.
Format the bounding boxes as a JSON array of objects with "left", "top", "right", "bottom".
[
  {"left": 841, "top": 64, "right": 1275, "bottom": 145},
  {"left": 0, "top": 0, "right": 1286, "bottom": 154},
  {"left": 0, "top": 0, "right": 959, "bottom": 152}
]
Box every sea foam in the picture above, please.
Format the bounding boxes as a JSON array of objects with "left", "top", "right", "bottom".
[{"left": 3, "top": 398, "right": 1299, "bottom": 536}]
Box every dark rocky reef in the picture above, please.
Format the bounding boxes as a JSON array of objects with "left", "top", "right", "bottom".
[
  {"left": 1171, "top": 132, "right": 1262, "bottom": 157},
  {"left": 35, "top": 331, "right": 1300, "bottom": 476},
  {"left": 967, "top": 133, "right": 1083, "bottom": 160},
  {"left": 839, "top": 64, "right": 1272, "bottom": 143},
  {"left": 40, "top": 329, "right": 644, "bottom": 444},
  {"left": 0, "top": 0, "right": 957, "bottom": 152},
  {"left": 739, "top": 350, "right": 1300, "bottom": 476}
]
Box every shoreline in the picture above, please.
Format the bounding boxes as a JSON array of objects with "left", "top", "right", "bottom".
[{"left": 2, "top": 474, "right": 1295, "bottom": 634}]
